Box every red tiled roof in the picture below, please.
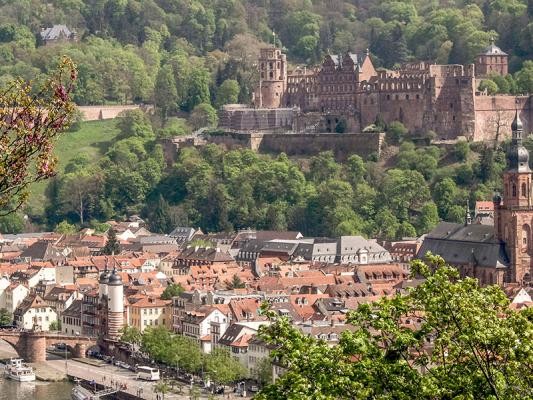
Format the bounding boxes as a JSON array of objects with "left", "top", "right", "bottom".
[
  {"left": 130, "top": 297, "right": 171, "bottom": 308},
  {"left": 475, "top": 201, "right": 494, "bottom": 211}
]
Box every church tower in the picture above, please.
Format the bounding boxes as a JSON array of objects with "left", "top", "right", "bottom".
[{"left": 494, "top": 110, "right": 533, "bottom": 284}]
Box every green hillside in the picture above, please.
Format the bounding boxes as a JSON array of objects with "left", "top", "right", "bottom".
[{"left": 27, "top": 119, "right": 120, "bottom": 215}]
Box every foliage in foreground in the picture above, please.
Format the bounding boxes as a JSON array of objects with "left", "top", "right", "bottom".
[
  {"left": 0, "top": 57, "right": 76, "bottom": 215},
  {"left": 257, "top": 254, "right": 533, "bottom": 400}
]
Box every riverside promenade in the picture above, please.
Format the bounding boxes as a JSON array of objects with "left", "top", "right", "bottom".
[{"left": 0, "top": 340, "right": 240, "bottom": 400}]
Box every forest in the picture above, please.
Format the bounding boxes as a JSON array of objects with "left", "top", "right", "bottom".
[
  {"left": 0, "top": 0, "right": 531, "bottom": 109},
  {"left": 0, "top": 0, "right": 531, "bottom": 237},
  {"left": 0, "top": 108, "right": 513, "bottom": 240}
]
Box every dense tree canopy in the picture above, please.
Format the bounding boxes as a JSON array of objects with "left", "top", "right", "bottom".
[
  {"left": 256, "top": 254, "right": 533, "bottom": 399},
  {"left": 0, "top": 0, "right": 530, "bottom": 116},
  {"left": 43, "top": 110, "right": 511, "bottom": 240}
]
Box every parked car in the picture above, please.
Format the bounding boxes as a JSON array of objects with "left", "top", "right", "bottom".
[{"left": 87, "top": 350, "right": 100, "bottom": 358}]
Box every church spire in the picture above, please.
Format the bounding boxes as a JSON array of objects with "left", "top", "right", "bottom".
[
  {"left": 465, "top": 200, "right": 472, "bottom": 226},
  {"left": 511, "top": 108, "right": 524, "bottom": 134},
  {"left": 507, "top": 109, "right": 530, "bottom": 172}
]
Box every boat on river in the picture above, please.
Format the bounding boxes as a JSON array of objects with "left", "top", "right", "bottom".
[
  {"left": 4, "top": 358, "right": 36, "bottom": 382},
  {"left": 71, "top": 378, "right": 118, "bottom": 400}
]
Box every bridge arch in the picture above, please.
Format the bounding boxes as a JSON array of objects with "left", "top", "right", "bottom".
[
  {"left": 0, "top": 331, "right": 97, "bottom": 362},
  {"left": 0, "top": 336, "right": 24, "bottom": 358}
]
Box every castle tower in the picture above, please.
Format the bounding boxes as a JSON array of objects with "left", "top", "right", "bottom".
[
  {"left": 254, "top": 47, "right": 287, "bottom": 108},
  {"left": 107, "top": 268, "right": 124, "bottom": 340},
  {"left": 495, "top": 110, "right": 533, "bottom": 284},
  {"left": 475, "top": 38, "right": 508, "bottom": 77}
]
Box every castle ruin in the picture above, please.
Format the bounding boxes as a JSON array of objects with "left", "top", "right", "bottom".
[{"left": 222, "top": 43, "right": 532, "bottom": 142}]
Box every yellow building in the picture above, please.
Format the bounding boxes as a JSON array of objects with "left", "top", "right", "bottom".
[{"left": 130, "top": 296, "right": 172, "bottom": 332}]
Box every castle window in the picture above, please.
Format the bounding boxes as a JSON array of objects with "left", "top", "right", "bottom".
[
  {"left": 450, "top": 103, "right": 453, "bottom": 109},
  {"left": 416, "top": 94, "right": 420, "bottom": 99},
  {"left": 269, "top": 71, "right": 273, "bottom": 79},
  {"left": 387, "top": 94, "right": 390, "bottom": 100},
  {"left": 269, "top": 62, "right": 273, "bottom": 69},
  {"left": 395, "top": 94, "right": 399, "bottom": 100},
  {"left": 513, "top": 184, "right": 517, "bottom": 197},
  {"left": 406, "top": 94, "right": 409, "bottom": 100},
  {"left": 522, "top": 183, "right": 527, "bottom": 197}
]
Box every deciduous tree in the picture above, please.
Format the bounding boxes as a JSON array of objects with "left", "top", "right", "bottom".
[
  {"left": 257, "top": 254, "right": 533, "bottom": 399},
  {"left": 0, "top": 57, "right": 76, "bottom": 215}
]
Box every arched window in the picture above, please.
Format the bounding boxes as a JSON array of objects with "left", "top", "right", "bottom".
[
  {"left": 522, "top": 224, "right": 531, "bottom": 250},
  {"left": 522, "top": 183, "right": 527, "bottom": 197},
  {"left": 512, "top": 184, "right": 517, "bottom": 197}
]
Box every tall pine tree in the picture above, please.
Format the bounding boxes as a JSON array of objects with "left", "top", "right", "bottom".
[
  {"left": 149, "top": 194, "right": 172, "bottom": 234},
  {"left": 154, "top": 64, "right": 178, "bottom": 123},
  {"left": 102, "top": 227, "right": 120, "bottom": 255}
]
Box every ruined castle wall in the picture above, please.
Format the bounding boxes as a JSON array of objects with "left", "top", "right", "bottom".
[
  {"left": 260, "top": 81, "right": 286, "bottom": 108},
  {"left": 219, "top": 108, "right": 295, "bottom": 132},
  {"left": 206, "top": 131, "right": 253, "bottom": 150},
  {"left": 358, "top": 92, "right": 380, "bottom": 129},
  {"left": 377, "top": 92, "right": 426, "bottom": 133},
  {"left": 429, "top": 75, "right": 470, "bottom": 139},
  {"left": 78, "top": 105, "right": 149, "bottom": 120},
  {"left": 258, "top": 132, "right": 383, "bottom": 161},
  {"left": 474, "top": 95, "right": 532, "bottom": 141},
  {"left": 187, "top": 131, "right": 383, "bottom": 161}
]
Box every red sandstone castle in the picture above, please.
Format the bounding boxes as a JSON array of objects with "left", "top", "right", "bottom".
[{"left": 252, "top": 43, "right": 531, "bottom": 141}]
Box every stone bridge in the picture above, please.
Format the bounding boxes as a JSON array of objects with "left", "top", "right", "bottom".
[{"left": 0, "top": 330, "right": 97, "bottom": 363}]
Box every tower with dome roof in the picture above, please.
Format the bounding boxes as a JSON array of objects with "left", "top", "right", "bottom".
[{"left": 494, "top": 110, "right": 533, "bottom": 284}]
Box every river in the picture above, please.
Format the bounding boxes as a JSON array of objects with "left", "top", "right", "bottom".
[{"left": 0, "top": 377, "right": 72, "bottom": 399}]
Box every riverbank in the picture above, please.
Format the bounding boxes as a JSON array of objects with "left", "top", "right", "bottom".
[{"left": 0, "top": 341, "right": 245, "bottom": 399}]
